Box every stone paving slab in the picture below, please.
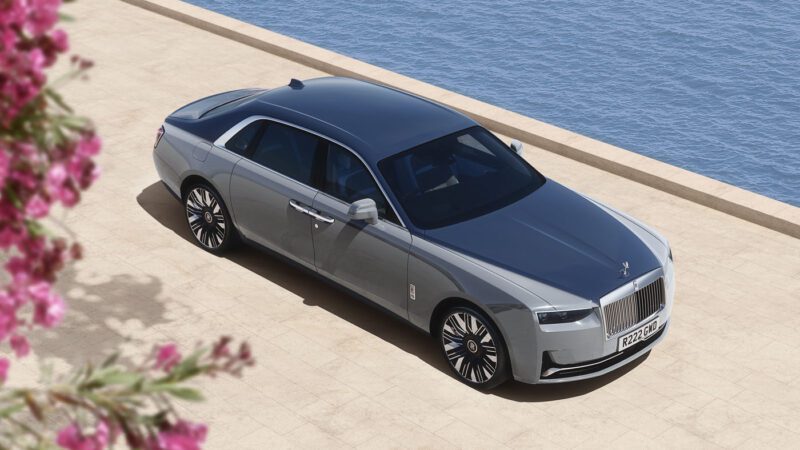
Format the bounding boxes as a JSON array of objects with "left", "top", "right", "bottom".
[{"left": 4, "top": 0, "right": 800, "bottom": 448}]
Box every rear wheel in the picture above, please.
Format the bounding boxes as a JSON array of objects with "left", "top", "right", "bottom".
[
  {"left": 439, "top": 306, "right": 510, "bottom": 390},
  {"left": 183, "top": 183, "right": 236, "bottom": 254}
]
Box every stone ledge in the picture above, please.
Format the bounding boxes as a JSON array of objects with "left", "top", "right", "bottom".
[{"left": 121, "top": 0, "right": 799, "bottom": 239}]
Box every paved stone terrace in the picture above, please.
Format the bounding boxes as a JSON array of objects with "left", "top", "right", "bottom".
[{"left": 6, "top": 0, "right": 800, "bottom": 448}]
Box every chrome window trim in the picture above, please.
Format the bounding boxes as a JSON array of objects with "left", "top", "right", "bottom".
[
  {"left": 213, "top": 115, "right": 406, "bottom": 228},
  {"left": 598, "top": 267, "right": 665, "bottom": 340}
]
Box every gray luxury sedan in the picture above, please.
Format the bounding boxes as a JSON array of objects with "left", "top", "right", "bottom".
[{"left": 153, "top": 76, "right": 674, "bottom": 389}]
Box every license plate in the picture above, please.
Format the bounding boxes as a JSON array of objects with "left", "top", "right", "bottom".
[{"left": 618, "top": 318, "right": 659, "bottom": 352}]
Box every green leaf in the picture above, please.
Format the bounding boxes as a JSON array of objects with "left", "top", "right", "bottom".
[
  {"left": 59, "top": 115, "right": 90, "bottom": 131},
  {"left": 58, "top": 12, "right": 75, "bottom": 22},
  {"left": 0, "top": 403, "right": 25, "bottom": 419},
  {"left": 165, "top": 387, "right": 204, "bottom": 402},
  {"left": 25, "top": 220, "right": 48, "bottom": 238},
  {"left": 168, "top": 349, "right": 204, "bottom": 381},
  {"left": 44, "top": 88, "right": 74, "bottom": 113},
  {"left": 145, "top": 382, "right": 205, "bottom": 402},
  {"left": 3, "top": 188, "right": 22, "bottom": 209},
  {"left": 96, "top": 370, "right": 142, "bottom": 387}
]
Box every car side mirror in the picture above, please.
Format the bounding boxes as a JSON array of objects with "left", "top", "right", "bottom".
[
  {"left": 348, "top": 198, "right": 379, "bottom": 225},
  {"left": 510, "top": 139, "right": 524, "bottom": 155}
]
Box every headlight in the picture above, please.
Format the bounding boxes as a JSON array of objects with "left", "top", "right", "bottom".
[{"left": 537, "top": 309, "right": 594, "bottom": 324}]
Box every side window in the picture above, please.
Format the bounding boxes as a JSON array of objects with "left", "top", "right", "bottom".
[
  {"left": 323, "top": 143, "right": 399, "bottom": 225},
  {"left": 250, "top": 123, "right": 319, "bottom": 185},
  {"left": 225, "top": 121, "right": 263, "bottom": 155}
]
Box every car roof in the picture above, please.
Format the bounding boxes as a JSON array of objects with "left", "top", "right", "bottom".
[{"left": 251, "top": 77, "right": 476, "bottom": 163}]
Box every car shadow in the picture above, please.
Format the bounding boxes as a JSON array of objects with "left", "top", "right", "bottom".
[{"left": 137, "top": 181, "right": 647, "bottom": 402}]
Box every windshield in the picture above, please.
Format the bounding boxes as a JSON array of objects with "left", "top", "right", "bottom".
[{"left": 378, "top": 126, "right": 545, "bottom": 229}]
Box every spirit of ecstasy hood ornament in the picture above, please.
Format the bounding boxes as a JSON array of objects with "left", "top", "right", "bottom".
[{"left": 620, "top": 261, "right": 630, "bottom": 277}]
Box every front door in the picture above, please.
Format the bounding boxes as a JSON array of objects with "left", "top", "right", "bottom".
[
  {"left": 311, "top": 142, "right": 411, "bottom": 317},
  {"left": 229, "top": 121, "right": 321, "bottom": 269}
]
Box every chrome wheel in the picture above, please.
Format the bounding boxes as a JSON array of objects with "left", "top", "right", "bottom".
[
  {"left": 185, "top": 187, "right": 227, "bottom": 249},
  {"left": 441, "top": 310, "right": 498, "bottom": 384}
]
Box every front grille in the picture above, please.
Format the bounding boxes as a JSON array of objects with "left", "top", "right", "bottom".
[{"left": 603, "top": 277, "right": 665, "bottom": 338}]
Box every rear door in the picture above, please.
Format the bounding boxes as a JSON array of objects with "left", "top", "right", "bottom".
[
  {"left": 311, "top": 142, "right": 411, "bottom": 317},
  {"left": 229, "top": 121, "right": 322, "bottom": 270}
]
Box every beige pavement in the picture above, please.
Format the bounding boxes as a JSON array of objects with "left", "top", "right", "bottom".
[{"left": 5, "top": 0, "right": 800, "bottom": 448}]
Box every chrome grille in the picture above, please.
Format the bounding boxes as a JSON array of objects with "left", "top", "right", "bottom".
[{"left": 603, "top": 278, "right": 665, "bottom": 338}]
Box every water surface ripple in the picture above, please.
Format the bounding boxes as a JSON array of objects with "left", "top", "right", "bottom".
[{"left": 188, "top": 0, "right": 800, "bottom": 206}]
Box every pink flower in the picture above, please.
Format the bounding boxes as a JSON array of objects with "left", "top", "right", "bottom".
[
  {"left": 25, "top": 194, "right": 50, "bottom": 218},
  {"left": 56, "top": 420, "right": 109, "bottom": 450},
  {"left": 0, "top": 358, "right": 9, "bottom": 384},
  {"left": 47, "top": 163, "right": 68, "bottom": 187},
  {"left": 0, "top": 225, "right": 25, "bottom": 249},
  {"left": 26, "top": 0, "right": 62, "bottom": 36},
  {"left": 0, "top": 28, "right": 17, "bottom": 51},
  {"left": 58, "top": 186, "right": 79, "bottom": 206},
  {"left": 30, "top": 283, "right": 65, "bottom": 328},
  {"left": 28, "top": 281, "right": 52, "bottom": 301},
  {"left": 151, "top": 421, "right": 208, "bottom": 450},
  {"left": 10, "top": 334, "right": 30, "bottom": 357},
  {"left": 155, "top": 343, "right": 181, "bottom": 372},
  {"left": 0, "top": 148, "right": 9, "bottom": 186},
  {"left": 0, "top": 302, "right": 17, "bottom": 342},
  {"left": 77, "top": 135, "right": 102, "bottom": 158},
  {"left": 28, "top": 47, "right": 46, "bottom": 73},
  {"left": 51, "top": 28, "right": 69, "bottom": 52}
]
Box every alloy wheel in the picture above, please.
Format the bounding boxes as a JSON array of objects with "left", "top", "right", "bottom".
[
  {"left": 185, "top": 187, "right": 227, "bottom": 249},
  {"left": 441, "top": 310, "right": 498, "bottom": 384}
]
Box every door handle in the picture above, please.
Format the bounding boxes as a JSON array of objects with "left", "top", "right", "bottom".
[
  {"left": 308, "top": 210, "right": 335, "bottom": 224},
  {"left": 289, "top": 200, "right": 334, "bottom": 224},
  {"left": 289, "top": 199, "right": 310, "bottom": 214}
]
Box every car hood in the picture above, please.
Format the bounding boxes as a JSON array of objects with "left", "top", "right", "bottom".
[{"left": 424, "top": 180, "right": 661, "bottom": 301}]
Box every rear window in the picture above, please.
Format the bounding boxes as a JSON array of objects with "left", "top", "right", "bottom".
[
  {"left": 250, "top": 123, "right": 320, "bottom": 185},
  {"left": 225, "top": 121, "right": 263, "bottom": 155}
]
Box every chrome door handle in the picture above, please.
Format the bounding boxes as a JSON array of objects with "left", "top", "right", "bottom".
[
  {"left": 289, "top": 200, "right": 334, "bottom": 224},
  {"left": 308, "top": 210, "right": 334, "bottom": 224},
  {"left": 289, "top": 199, "right": 310, "bottom": 214}
]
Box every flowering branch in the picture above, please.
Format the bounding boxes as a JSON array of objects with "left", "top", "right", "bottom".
[
  {"left": 0, "top": 337, "right": 255, "bottom": 449},
  {"left": 1, "top": 0, "right": 99, "bottom": 368},
  {"left": 1, "top": 2, "right": 255, "bottom": 448}
]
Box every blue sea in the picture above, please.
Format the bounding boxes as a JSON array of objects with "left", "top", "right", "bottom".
[{"left": 187, "top": 0, "right": 800, "bottom": 206}]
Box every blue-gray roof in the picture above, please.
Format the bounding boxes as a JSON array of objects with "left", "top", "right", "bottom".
[
  {"left": 168, "top": 77, "right": 476, "bottom": 166},
  {"left": 255, "top": 77, "right": 476, "bottom": 163}
]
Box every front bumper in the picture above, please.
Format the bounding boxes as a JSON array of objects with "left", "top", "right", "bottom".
[
  {"left": 510, "top": 262, "right": 675, "bottom": 384},
  {"left": 537, "top": 320, "right": 669, "bottom": 383}
]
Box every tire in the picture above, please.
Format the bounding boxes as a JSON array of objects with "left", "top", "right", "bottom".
[
  {"left": 183, "top": 183, "right": 237, "bottom": 254},
  {"left": 438, "top": 306, "right": 510, "bottom": 390}
]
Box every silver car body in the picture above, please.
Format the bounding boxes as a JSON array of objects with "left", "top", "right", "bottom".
[{"left": 154, "top": 77, "right": 674, "bottom": 384}]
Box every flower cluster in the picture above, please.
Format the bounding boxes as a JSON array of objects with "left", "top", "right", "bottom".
[
  {"left": 1, "top": 0, "right": 66, "bottom": 127},
  {"left": 1, "top": 0, "right": 100, "bottom": 376},
  {"left": 38, "top": 338, "right": 253, "bottom": 450},
  {"left": 57, "top": 417, "right": 208, "bottom": 450},
  {"left": 1, "top": 4, "right": 255, "bottom": 449}
]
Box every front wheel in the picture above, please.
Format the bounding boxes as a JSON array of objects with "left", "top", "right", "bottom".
[
  {"left": 439, "top": 306, "right": 510, "bottom": 390},
  {"left": 184, "top": 184, "right": 236, "bottom": 254}
]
